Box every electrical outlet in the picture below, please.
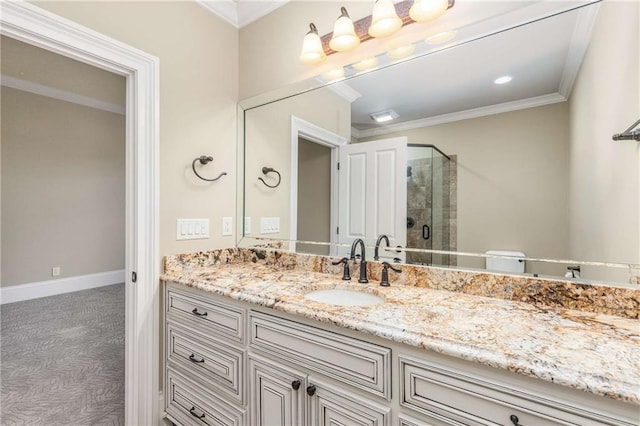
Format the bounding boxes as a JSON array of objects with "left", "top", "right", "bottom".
[
  {"left": 222, "top": 217, "right": 233, "bottom": 236},
  {"left": 244, "top": 217, "right": 251, "bottom": 235},
  {"left": 52, "top": 267, "right": 61, "bottom": 277}
]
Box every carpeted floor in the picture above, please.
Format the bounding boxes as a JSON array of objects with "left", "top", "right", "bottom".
[{"left": 1, "top": 283, "right": 125, "bottom": 425}]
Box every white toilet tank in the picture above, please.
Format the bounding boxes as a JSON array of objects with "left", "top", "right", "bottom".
[{"left": 485, "top": 250, "right": 525, "bottom": 273}]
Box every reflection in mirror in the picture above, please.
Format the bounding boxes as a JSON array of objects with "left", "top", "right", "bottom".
[{"left": 240, "top": 2, "right": 639, "bottom": 285}]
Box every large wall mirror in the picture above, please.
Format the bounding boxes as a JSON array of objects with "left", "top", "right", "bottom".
[{"left": 238, "top": 0, "right": 639, "bottom": 286}]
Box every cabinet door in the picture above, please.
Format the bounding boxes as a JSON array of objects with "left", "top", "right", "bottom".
[
  {"left": 249, "top": 355, "right": 306, "bottom": 426},
  {"left": 308, "top": 378, "right": 390, "bottom": 426}
]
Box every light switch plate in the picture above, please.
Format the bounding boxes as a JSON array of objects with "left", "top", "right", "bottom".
[
  {"left": 244, "top": 217, "right": 251, "bottom": 235},
  {"left": 176, "top": 218, "right": 210, "bottom": 240},
  {"left": 260, "top": 217, "right": 280, "bottom": 234},
  {"left": 222, "top": 217, "right": 233, "bottom": 236}
]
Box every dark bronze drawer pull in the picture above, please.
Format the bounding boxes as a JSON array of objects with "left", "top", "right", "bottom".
[
  {"left": 189, "top": 406, "right": 205, "bottom": 420},
  {"left": 189, "top": 354, "right": 205, "bottom": 363},
  {"left": 291, "top": 380, "right": 301, "bottom": 390},
  {"left": 191, "top": 308, "right": 208, "bottom": 317}
]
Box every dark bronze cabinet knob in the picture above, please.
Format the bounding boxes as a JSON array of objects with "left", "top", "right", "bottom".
[
  {"left": 291, "top": 380, "right": 301, "bottom": 390},
  {"left": 510, "top": 415, "right": 523, "bottom": 426},
  {"left": 306, "top": 384, "right": 316, "bottom": 396}
]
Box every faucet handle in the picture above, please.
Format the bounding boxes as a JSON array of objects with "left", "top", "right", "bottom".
[
  {"left": 331, "top": 257, "right": 351, "bottom": 281},
  {"left": 380, "top": 262, "right": 402, "bottom": 287}
]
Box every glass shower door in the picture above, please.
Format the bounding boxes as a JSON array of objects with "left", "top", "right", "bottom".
[{"left": 406, "top": 144, "right": 451, "bottom": 266}]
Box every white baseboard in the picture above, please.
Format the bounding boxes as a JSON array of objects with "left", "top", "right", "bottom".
[{"left": 0, "top": 269, "right": 125, "bottom": 305}]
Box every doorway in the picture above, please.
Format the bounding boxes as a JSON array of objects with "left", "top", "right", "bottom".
[
  {"left": 297, "top": 138, "right": 333, "bottom": 255},
  {"left": 1, "top": 35, "right": 126, "bottom": 423},
  {"left": 289, "top": 116, "right": 347, "bottom": 255},
  {"left": 1, "top": 2, "right": 159, "bottom": 424}
]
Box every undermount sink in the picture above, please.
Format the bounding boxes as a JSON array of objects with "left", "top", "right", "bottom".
[{"left": 304, "top": 289, "right": 384, "bottom": 307}]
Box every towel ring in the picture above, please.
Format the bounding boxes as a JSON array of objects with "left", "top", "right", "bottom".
[
  {"left": 258, "top": 167, "right": 281, "bottom": 188},
  {"left": 192, "top": 155, "right": 227, "bottom": 182}
]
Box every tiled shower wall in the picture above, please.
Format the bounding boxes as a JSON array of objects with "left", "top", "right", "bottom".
[{"left": 406, "top": 154, "right": 457, "bottom": 266}]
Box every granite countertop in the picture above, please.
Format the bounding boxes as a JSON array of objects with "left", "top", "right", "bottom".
[{"left": 161, "top": 251, "right": 640, "bottom": 405}]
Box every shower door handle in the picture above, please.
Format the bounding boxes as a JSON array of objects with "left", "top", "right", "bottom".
[{"left": 422, "top": 225, "right": 430, "bottom": 240}]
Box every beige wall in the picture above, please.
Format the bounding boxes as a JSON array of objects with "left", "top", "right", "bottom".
[
  {"left": 243, "top": 86, "right": 350, "bottom": 243},
  {"left": 33, "top": 1, "right": 240, "bottom": 260},
  {"left": 569, "top": 1, "right": 639, "bottom": 281},
  {"left": 1, "top": 87, "right": 125, "bottom": 286},
  {"left": 362, "top": 103, "right": 571, "bottom": 276},
  {"left": 2, "top": 36, "right": 125, "bottom": 105}
]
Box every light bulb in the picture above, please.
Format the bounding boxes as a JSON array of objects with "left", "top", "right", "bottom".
[
  {"left": 299, "top": 23, "right": 326, "bottom": 64},
  {"left": 410, "top": 0, "right": 449, "bottom": 23},
  {"left": 368, "top": 0, "right": 403, "bottom": 38},
  {"left": 329, "top": 7, "right": 360, "bottom": 52}
]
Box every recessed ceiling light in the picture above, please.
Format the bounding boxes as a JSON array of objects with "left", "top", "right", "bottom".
[
  {"left": 494, "top": 75, "right": 513, "bottom": 85},
  {"left": 370, "top": 109, "right": 399, "bottom": 123}
]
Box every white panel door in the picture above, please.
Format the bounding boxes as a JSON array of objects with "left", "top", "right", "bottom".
[{"left": 338, "top": 137, "right": 407, "bottom": 260}]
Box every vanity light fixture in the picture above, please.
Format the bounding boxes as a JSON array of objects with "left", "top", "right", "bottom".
[
  {"left": 299, "top": 23, "right": 327, "bottom": 64},
  {"left": 369, "top": 0, "right": 403, "bottom": 38},
  {"left": 494, "top": 75, "right": 513, "bottom": 85},
  {"left": 329, "top": 7, "right": 360, "bottom": 52},
  {"left": 371, "top": 109, "right": 399, "bottom": 123},
  {"left": 299, "top": 0, "right": 455, "bottom": 64},
  {"left": 410, "top": 0, "right": 450, "bottom": 23}
]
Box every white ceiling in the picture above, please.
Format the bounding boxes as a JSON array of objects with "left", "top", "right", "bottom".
[
  {"left": 346, "top": 3, "right": 598, "bottom": 136},
  {"left": 197, "top": 0, "right": 289, "bottom": 28}
]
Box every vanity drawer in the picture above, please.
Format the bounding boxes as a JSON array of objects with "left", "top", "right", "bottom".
[
  {"left": 399, "top": 356, "right": 610, "bottom": 426},
  {"left": 249, "top": 311, "right": 391, "bottom": 399},
  {"left": 166, "top": 321, "right": 244, "bottom": 404},
  {"left": 166, "top": 284, "right": 245, "bottom": 344},
  {"left": 165, "top": 368, "right": 245, "bottom": 426}
]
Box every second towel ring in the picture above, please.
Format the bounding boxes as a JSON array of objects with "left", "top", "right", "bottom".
[{"left": 259, "top": 167, "right": 281, "bottom": 188}]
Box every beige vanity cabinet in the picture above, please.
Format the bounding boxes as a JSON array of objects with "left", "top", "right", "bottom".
[
  {"left": 396, "top": 354, "right": 635, "bottom": 426},
  {"left": 164, "top": 283, "right": 247, "bottom": 426},
  {"left": 249, "top": 354, "right": 391, "bottom": 426},
  {"left": 162, "top": 282, "right": 638, "bottom": 426},
  {"left": 247, "top": 311, "right": 392, "bottom": 426}
]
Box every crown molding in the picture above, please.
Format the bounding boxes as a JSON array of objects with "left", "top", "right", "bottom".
[
  {"left": 1, "top": 74, "right": 125, "bottom": 115},
  {"left": 558, "top": 2, "right": 600, "bottom": 99},
  {"left": 196, "top": 0, "right": 289, "bottom": 28},
  {"left": 352, "top": 93, "right": 567, "bottom": 139}
]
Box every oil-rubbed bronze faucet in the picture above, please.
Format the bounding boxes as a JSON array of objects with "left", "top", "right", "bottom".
[
  {"left": 350, "top": 239, "right": 368, "bottom": 283},
  {"left": 374, "top": 234, "right": 390, "bottom": 261}
]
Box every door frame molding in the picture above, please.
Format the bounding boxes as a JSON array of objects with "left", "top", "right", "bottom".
[
  {"left": 290, "top": 116, "right": 348, "bottom": 254},
  {"left": 0, "top": 2, "right": 160, "bottom": 424}
]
